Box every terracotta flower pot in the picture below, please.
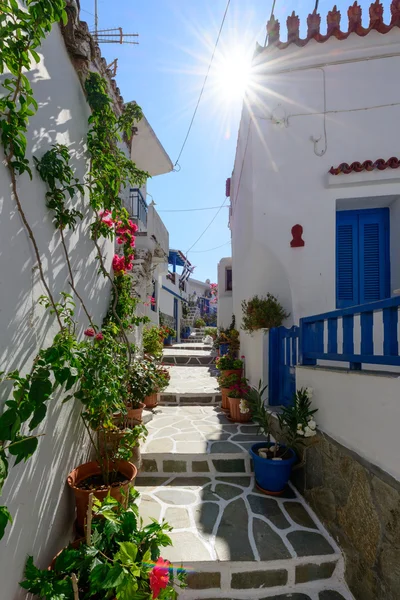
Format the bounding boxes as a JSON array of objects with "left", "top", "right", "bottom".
[
  {"left": 144, "top": 393, "right": 158, "bottom": 409},
  {"left": 126, "top": 402, "right": 145, "bottom": 425},
  {"left": 228, "top": 397, "right": 252, "bottom": 423},
  {"left": 67, "top": 460, "right": 137, "bottom": 532},
  {"left": 221, "top": 387, "right": 230, "bottom": 412},
  {"left": 220, "top": 369, "right": 242, "bottom": 378}
]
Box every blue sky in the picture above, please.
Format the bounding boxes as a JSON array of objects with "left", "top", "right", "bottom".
[{"left": 80, "top": 0, "right": 392, "bottom": 282}]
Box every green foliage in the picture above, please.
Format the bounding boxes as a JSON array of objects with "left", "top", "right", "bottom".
[
  {"left": 204, "top": 327, "right": 217, "bottom": 339},
  {"left": 246, "top": 381, "right": 273, "bottom": 442},
  {"left": 216, "top": 355, "right": 243, "bottom": 371},
  {"left": 107, "top": 273, "right": 149, "bottom": 331},
  {"left": 20, "top": 493, "right": 187, "bottom": 599},
  {"left": 194, "top": 318, "right": 206, "bottom": 328},
  {"left": 277, "top": 388, "right": 318, "bottom": 452},
  {"left": 241, "top": 294, "right": 290, "bottom": 333},
  {"left": 127, "top": 359, "right": 170, "bottom": 405},
  {"left": 142, "top": 326, "right": 164, "bottom": 359},
  {"left": 217, "top": 372, "right": 241, "bottom": 389}
]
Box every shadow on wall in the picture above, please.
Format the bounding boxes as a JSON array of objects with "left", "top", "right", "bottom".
[{"left": 0, "top": 27, "right": 113, "bottom": 597}]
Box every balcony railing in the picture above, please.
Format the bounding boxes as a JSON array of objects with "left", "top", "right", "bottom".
[
  {"left": 128, "top": 188, "right": 148, "bottom": 227},
  {"left": 300, "top": 296, "right": 400, "bottom": 369}
]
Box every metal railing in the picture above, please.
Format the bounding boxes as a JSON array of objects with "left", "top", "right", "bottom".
[
  {"left": 300, "top": 296, "right": 400, "bottom": 369},
  {"left": 128, "top": 188, "right": 148, "bottom": 227}
]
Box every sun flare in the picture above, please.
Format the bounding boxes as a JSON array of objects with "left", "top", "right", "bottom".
[{"left": 211, "top": 45, "right": 253, "bottom": 104}]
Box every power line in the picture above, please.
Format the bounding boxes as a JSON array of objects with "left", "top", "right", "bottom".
[
  {"left": 190, "top": 241, "right": 231, "bottom": 253},
  {"left": 264, "top": 0, "right": 277, "bottom": 46},
  {"left": 174, "top": 0, "right": 231, "bottom": 168},
  {"left": 158, "top": 205, "right": 228, "bottom": 213},
  {"left": 186, "top": 197, "right": 228, "bottom": 256}
]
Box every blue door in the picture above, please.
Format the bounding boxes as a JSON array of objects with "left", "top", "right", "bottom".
[
  {"left": 269, "top": 326, "right": 299, "bottom": 406},
  {"left": 173, "top": 298, "right": 178, "bottom": 341}
]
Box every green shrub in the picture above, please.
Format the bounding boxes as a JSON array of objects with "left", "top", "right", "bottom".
[
  {"left": 241, "top": 294, "right": 289, "bottom": 333},
  {"left": 143, "top": 326, "right": 163, "bottom": 358},
  {"left": 194, "top": 318, "right": 206, "bottom": 328}
]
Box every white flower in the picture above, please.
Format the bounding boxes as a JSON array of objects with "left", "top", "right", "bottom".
[
  {"left": 304, "top": 426, "right": 316, "bottom": 438},
  {"left": 297, "top": 423, "right": 303, "bottom": 430},
  {"left": 239, "top": 399, "right": 250, "bottom": 414},
  {"left": 308, "top": 419, "right": 316, "bottom": 430},
  {"left": 297, "top": 428, "right": 305, "bottom": 436},
  {"left": 305, "top": 387, "right": 314, "bottom": 399}
]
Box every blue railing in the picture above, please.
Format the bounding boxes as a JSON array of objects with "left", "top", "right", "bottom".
[
  {"left": 300, "top": 296, "right": 400, "bottom": 370},
  {"left": 129, "top": 188, "right": 148, "bottom": 226}
]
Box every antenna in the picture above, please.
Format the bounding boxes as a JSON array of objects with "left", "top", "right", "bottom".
[{"left": 91, "top": 1, "right": 139, "bottom": 74}]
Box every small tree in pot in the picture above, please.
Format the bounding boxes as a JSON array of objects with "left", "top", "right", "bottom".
[
  {"left": 241, "top": 294, "right": 289, "bottom": 333},
  {"left": 247, "top": 384, "right": 318, "bottom": 494}
]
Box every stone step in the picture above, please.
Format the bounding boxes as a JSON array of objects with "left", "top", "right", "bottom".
[
  {"left": 140, "top": 406, "right": 257, "bottom": 475},
  {"left": 159, "top": 366, "right": 219, "bottom": 406},
  {"left": 162, "top": 355, "right": 215, "bottom": 366},
  {"left": 135, "top": 474, "right": 349, "bottom": 599},
  {"left": 172, "top": 343, "right": 213, "bottom": 350}
]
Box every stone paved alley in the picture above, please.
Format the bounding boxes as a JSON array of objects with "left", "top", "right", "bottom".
[{"left": 136, "top": 340, "right": 354, "bottom": 599}]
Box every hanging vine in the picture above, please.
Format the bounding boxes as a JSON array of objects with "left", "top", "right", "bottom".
[{"left": 0, "top": 1, "right": 148, "bottom": 539}]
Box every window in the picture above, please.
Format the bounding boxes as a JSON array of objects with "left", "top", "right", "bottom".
[
  {"left": 226, "top": 268, "right": 232, "bottom": 291},
  {"left": 336, "top": 208, "right": 390, "bottom": 308}
]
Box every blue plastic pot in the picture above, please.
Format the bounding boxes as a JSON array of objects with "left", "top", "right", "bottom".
[
  {"left": 164, "top": 336, "right": 173, "bottom": 346},
  {"left": 249, "top": 442, "right": 297, "bottom": 494},
  {"left": 219, "top": 343, "right": 230, "bottom": 356}
]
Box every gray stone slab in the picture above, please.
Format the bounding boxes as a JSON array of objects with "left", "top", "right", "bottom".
[
  {"left": 163, "top": 460, "right": 187, "bottom": 473},
  {"left": 215, "top": 499, "right": 254, "bottom": 560},
  {"left": 284, "top": 502, "right": 318, "bottom": 529},
  {"left": 216, "top": 476, "right": 252, "bottom": 486},
  {"left": 152, "top": 427, "right": 180, "bottom": 439},
  {"left": 176, "top": 441, "right": 208, "bottom": 453},
  {"left": 260, "top": 595, "right": 312, "bottom": 600},
  {"left": 135, "top": 476, "right": 169, "bottom": 488},
  {"left": 231, "top": 434, "right": 264, "bottom": 442},
  {"left": 295, "top": 561, "right": 337, "bottom": 583},
  {"left": 231, "top": 569, "right": 288, "bottom": 589},
  {"left": 201, "top": 484, "right": 221, "bottom": 502},
  {"left": 163, "top": 531, "right": 212, "bottom": 561},
  {"left": 287, "top": 531, "right": 336, "bottom": 557},
  {"left": 168, "top": 477, "right": 210, "bottom": 487},
  {"left": 248, "top": 495, "right": 291, "bottom": 529},
  {"left": 141, "top": 459, "right": 158, "bottom": 472},
  {"left": 214, "top": 484, "right": 243, "bottom": 501},
  {"left": 139, "top": 495, "right": 161, "bottom": 525},
  {"left": 173, "top": 432, "right": 205, "bottom": 441},
  {"left": 207, "top": 433, "right": 231, "bottom": 441},
  {"left": 253, "top": 518, "right": 292, "bottom": 560},
  {"left": 164, "top": 506, "right": 191, "bottom": 529},
  {"left": 187, "top": 572, "right": 221, "bottom": 589},
  {"left": 210, "top": 442, "right": 244, "bottom": 454},
  {"left": 319, "top": 592, "right": 347, "bottom": 600},
  {"left": 252, "top": 483, "right": 296, "bottom": 499},
  {"left": 155, "top": 489, "right": 197, "bottom": 505},
  {"left": 192, "top": 460, "right": 210, "bottom": 472},
  {"left": 212, "top": 459, "right": 246, "bottom": 473},
  {"left": 193, "top": 502, "right": 220, "bottom": 537},
  {"left": 146, "top": 438, "right": 174, "bottom": 453}
]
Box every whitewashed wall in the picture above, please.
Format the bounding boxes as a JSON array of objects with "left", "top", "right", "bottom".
[
  {"left": 297, "top": 366, "right": 400, "bottom": 482},
  {"left": 231, "top": 30, "right": 400, "bottom": 327},
  {"left": 217, "top": 257, "right": 233, "bottom": 329},
  {"left": 0, "top": 25, "right": 114, "bottom": 598},
  {"left": 242, "top": 329, "right": 269, "bottom": 390}
]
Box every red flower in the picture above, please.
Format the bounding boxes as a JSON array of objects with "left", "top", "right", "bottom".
[
  {"left": 84, "top": 328, "right": 95, "bottom": 337},
  {"left": 149, "top": 557, "right": 170, "bottom": 599},
  {"left": 95, "top": 332, "right": 104, "bottom": 341}
]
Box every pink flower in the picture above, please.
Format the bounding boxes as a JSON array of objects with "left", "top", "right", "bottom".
[
  {"left": 149, "top": 557, "right": 170, "bottom": 599},
  {"left": 100, "top": 210, "right": 114, "bottom": 228},
  {"left": 95, "top": 332, "right": 104, "bottom": 341},
  {"left": 84, "top": 328, "right": 95, "bottom": 337},
  {"left": 241, "top": 355, "right": 245, "bottom": 359}
]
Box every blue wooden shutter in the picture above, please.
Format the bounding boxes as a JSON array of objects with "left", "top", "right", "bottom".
[
  {"left": 336, "top": 212, "right": 359, "bottom": 308},
  {"left": 359, "top": 208, "right": 390, "bottom": 304}
]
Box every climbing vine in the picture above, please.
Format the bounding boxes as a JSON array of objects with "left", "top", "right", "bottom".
[{"left": 0, "top": 0, "right": 148, "bottom": 539}]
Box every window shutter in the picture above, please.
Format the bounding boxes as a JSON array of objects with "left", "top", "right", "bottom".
[
  {"left": 359, "top": 208, "right": 389, "bottom": 304},
  {"left": 336, "top": 212, "right": 359, "bottom": 308}
]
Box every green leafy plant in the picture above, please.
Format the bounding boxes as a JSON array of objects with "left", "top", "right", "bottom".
[
  {"left": 194, "top": 318, "right": 206, "bottom": 328},
  {"left": 160, "top": 325, "right": 175, "bottom": 339},
  {"left": 217, "top": 372, "right": 241, "bottom": 389},
  {"left": 204, "top": 327, "right": 218, "bottom": 339},
  {"left": 241, "top": 294, "right": 289, "bottom": 333},
  {"left": 143, "top": 326, "right": 164, "bottom": 359},
  {"left": 226, "top": 378, "right": 250, "bottom": 399},
  {"left": 20, "top": 492, "right": 187, "bottom": 599},
  {"left": 216, "top": 355, "right": 243, "bottom": 371}
]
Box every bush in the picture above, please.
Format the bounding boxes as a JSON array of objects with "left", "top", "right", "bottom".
[
  {"left": 194, "top": 318, "right": 206, "bottom": 328},
  {"left": 241, "top": 294, "right": 289, "bottom": 333},
  {"left": 143, "top": 326, "right": 164, "bottom": 358},
  {"left": 216, "top": 355, "right": 243, "bottom": 371}
]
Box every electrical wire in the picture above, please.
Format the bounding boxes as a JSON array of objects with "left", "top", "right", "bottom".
[
  {"left": 185, "top": 197, "right": 229, "bottom": 256},
  {"left": 158, "top": 205, "right": 227, "bottom": 213},
  {"left": 190, "top": 240, "right": 231, "bottom": 253},
  {"left": 174, "top": 0, "right": 231, "bottom": 168},
  {"left": 264, "top": 0, "right": 277, "bottom": 46}
]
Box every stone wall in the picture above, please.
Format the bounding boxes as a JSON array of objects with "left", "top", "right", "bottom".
[{"left": 291, "top": 433, "right": 400, "bottom": 600}]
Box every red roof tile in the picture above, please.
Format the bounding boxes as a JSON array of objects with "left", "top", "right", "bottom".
[{"left": 329, "top": 157, "right": 400, "bottom": 175}]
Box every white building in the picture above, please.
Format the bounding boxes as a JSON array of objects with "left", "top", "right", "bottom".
[{"left": 217, "top": 257, "right": 233, "bottom": 329}]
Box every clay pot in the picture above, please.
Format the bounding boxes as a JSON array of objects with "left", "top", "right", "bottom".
[
  {"left": 221, "top": 388, "right": 230, "bottom": 412},
  {"left": 144, "top": 393, "right": 158, "bottom": 409},
  {"left": 126, "top": 402, "right": 145, "bottom": 425},
  {"left": 67, "top": 460, "right": 137, "bottom": 532},
  {"left": 221, "top": 369, "right": 242, "bottom": 378},
  {"left": 228, "top": 397, "right": 252, "bottom": 423}
]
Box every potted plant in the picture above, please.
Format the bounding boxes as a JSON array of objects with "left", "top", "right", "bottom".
[
  {"left": 216, "top": 354, "right": 244, "bottom": 377},
  {"left": 98, "top": 422, "right": 148, "bottom": 470},
  {"left": 247, "top": 384, "right": 318, "bottom": 495},
  {"left": 241, "top": 293, "right": 289, "bottom": 333},
  {"left": 194, "top": 317, "right": 206, "bottom": 328},
  {"left": 143, "top": 325, "right": 164, "bottom": 359},
  {"left": 69, "top": 328, "right": 138, "bottom": 531},
  {"left": 227, "top": 379, "right": 252, "bottom": 423},
  {"left": 20, "top": 493, "right": 187, "bottom": 599},
  {"left": 146, "top": 364, "right": 170, "bottom": 408},
  {"left": 160, "top": 325, "right": 176, "bottom": 346},
  {"left": 217, "top": 371, "right": 242, "bottom": 412}
]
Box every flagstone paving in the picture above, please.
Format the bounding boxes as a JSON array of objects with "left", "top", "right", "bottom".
[{"left": 138, "top": 348, "right": 354, "bottom": 599}]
